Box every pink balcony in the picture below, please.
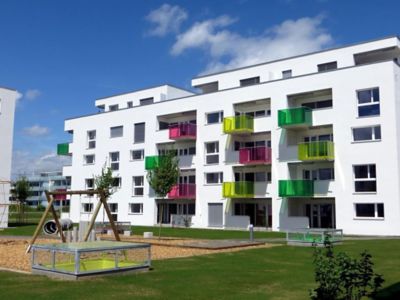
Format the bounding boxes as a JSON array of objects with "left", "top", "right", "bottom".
[
  {"left": 239, "top": 146, "right": 272, "bottom": 165},
  {"left": 169, "top": 123, "right": 196, "bottom": 140},
  {"left": 168, "top": 184, "right": 196, "bottom": 199}
]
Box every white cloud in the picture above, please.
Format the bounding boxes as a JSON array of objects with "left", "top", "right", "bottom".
[
  {"left": 22, "top": 125, "right": 50, "bottom": 137},
  {"left": 170, "top": 15, "right": 333, "bottom": 74},
  {"left": 146, "top": 4, "right": 188, "bottom": 36},
  {"left": 12, "top": 151, "right": 71, "bottom": 178},
  {"left": 25, "top": 89, "right": 41, "bottom": 101}
]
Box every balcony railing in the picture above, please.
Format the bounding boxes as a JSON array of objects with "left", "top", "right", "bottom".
[
  {"left": 223, "top": 115, "right": 254, "bottom": 134},
  {"left": 278, "top": 107, "right": 312, "bottom": 128},
  {"left": 169, "top": 123, "right": 197, "bottom": 140},
  {"left": 222, "top": 181, "right": 254, "bottom": 198},
  {"left": 239, "top": 146, "right": 272, "bottom": 165},
  {"left": 57, "top": 143, "right": 70, "bottom": 156},
  {"left": 278, "top": 180, "right": 314, "bottom": 197},
  {"left": 168, "top": 184, "right": 196, "bottom": 199},
  {"left": 298, "top": 141, "right": 334, "bottom": 161},
  {"left": 145, "top": 156, "right": 164, "bottom": 170}
]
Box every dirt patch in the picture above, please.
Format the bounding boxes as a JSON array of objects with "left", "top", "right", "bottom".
[{"left": 0, "top": 237, "right": 279, "bottom": 273}]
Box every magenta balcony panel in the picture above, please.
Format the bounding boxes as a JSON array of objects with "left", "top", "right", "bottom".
[
  {"left": 169, "top": 123, "right": 197, "bottom": 140},
  {"left": 239, "top": 146, "right": 272, "bottom": 165},
  {"left": 168, "top": 184, "right": 196, "bottom": 199}
]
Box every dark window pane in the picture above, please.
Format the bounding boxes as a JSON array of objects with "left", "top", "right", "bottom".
[
  {"left": 134, "top": 123, "right": 145, "bottom": 143},
  {"left": 354, "top": 165, "right": 369, "bottom": 178},
  {"left": 319, "top": 168, "right": 334, "bottom": 180},
  {"left": 355, "top": 181, "right": 376, "bottom": 192},
  {"left": 207, "top": 112, "right": 220, "bottom": 124},
  {"left": 357, "top": 90, "right": 372, "bottom": 104},
  {"left": 206, "top": 173, "right": 219, "bottom": 184},
  {"left": 139, "top": 97, "right": 154, "bottom": 106},
  {"left": 374, "top": 126, "right": 381, "bottom": 139},
  {"left": 318, "top": 61, "right": 337, "bottom": 72},
  {"left": 353, "top": 127, "right": 373, "bottom": 141},
  {"left": 358, "top": 104, "right": 380, "bottom": 117},
  {"left": 255, "top": 110, "right": 266, "bottom": 117},
  {"left": 316, "top": 100, "right": 333, "bottom": 108},
  {"left": 372, "top": 88, "right": 380, "bottom": 102},
  {"left": 188, "top": 147, "right": 196, "bottom": 155},
  {"left": 159, "top": 121, "right": 169, "bottom": 130},
  {"left": 240, "top": 77, "right": 260, "bottom": 87},
  {"left": 356, "top": 204, "right": 375, "bottom": 217},
  {"left": 369, "top": 165, "right": 376, "bottom": 178},
  {"left": 110, "top": 126, "right": 123, "bottom": 138},
  {"left": 377, "top": 204, "right": 384, "bottom": 217},
  {"left": 206, "top": 155, "right": 219, "bottom": 164}
]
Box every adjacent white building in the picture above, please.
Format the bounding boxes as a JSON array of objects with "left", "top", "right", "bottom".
[
  {"left": 62, "top": 36, "right": 400, "bottom": 235},
  {"left": 0, "top": 87, "right": 18, "bottom": 228}
]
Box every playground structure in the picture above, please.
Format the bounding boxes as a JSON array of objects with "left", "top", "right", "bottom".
[{"left": 286, "top": 228, "right": 343, "bottom": 246}]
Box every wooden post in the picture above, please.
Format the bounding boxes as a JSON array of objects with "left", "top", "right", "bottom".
[
  {"left": 83, "top": 196, "right": 103, "bottom": 242},
  {"left": 47, "top": 192, "right": 66, "bottom": 243},
  {"left": 100, "top": 193, "right": 120, "bottom": 241}
]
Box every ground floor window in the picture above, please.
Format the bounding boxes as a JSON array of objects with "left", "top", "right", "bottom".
[
  {"left": 81, "top": 203, "right": 93, "bottom": 213},
  {"left": 157, "top": 202, "right": 195, "bottom": 224},
  {"left": 233, "top": 202, "right": 272, "bottom": 227},
  {"left": 129, "top": 203, "right": 143, "bottom": 214},
  {"left": 354, "top": 203, "right": 384, "bottom": 218}
]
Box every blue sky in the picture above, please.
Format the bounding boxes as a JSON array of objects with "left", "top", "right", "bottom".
[{"left": 1, "top": 0, "right": 400, "bottom": 176}]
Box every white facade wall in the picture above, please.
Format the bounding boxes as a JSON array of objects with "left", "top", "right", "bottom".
[
  {"left": 64, "top": 37, "right": 400, "bottom": 235},
  {"left": 0, "top": 87, "right": 17, "bottom": 228}
]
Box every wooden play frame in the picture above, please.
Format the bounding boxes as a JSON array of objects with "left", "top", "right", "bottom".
[{"left": 26, "top": 189, "right": 121, "bottom": 253}]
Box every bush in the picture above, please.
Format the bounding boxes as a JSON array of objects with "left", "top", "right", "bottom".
[{"left": 310, "top": 238, "right": 384, "bottom": 300}]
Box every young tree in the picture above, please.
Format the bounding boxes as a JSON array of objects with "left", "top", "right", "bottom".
[
  {"left": 94, "top": 164, "right": 115, "bottom": 198},
  {"left": 11, "top": 176, "right": 32, "bottom": 224},
  {"left": 146, "top": 150, "right": 179, "bottom": 238}
]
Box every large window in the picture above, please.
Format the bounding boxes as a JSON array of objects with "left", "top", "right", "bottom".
[
  {"left": 353, "top": 164, "right": 376, "bottom": 192},
  {"left": 133, "top": 176, "right": 144, "bottom": 196},
  {"left": 83, "top": 154, "right": 95, "bottom": 165},
  {"left": 352, "top": 125, "right": 381, "bottom": 142},
  {"left": 317, "top": 61, "right": 337, "bottom": 72},
  {"left": 205, "top": 172, "right": 223, "bottom": 184},
  {"left": 134, "top": 122, "right": 145, "bottom": 143},
  {"left": 87, "top": 130, "right": 96, "bottom": 149},
  {"left": 357, "top": 88, "right": 380, "bottom": 117},
  {"left": 240, "top": 76, "right": 260, "bottom": 87},
  {"left": 205, "top": 142, "right": 219, "bottom": 164},
  {"left": 110, "top": 152, "right": 120, "bottom": 171},
  {"left": 131, "top": 149, "right": 144, "bottom": 160},
  {"left": 129, "top": 203, "right": 143, "bottom": 214},
  {"left": 110, "top": 126, "right": 123, "bottom": 138},
  {"left": 355, "top": 203, "right": 384, "bottom": 218},
  {"left": 206, "top": 111, "right": 224, "bottom": 124}
]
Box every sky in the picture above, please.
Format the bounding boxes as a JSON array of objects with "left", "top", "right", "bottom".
[{"left": 1, "top": 0, "right": 400, "bottom": 177}]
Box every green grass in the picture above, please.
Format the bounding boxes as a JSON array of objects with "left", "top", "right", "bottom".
[
  {"left": 0, "top": 239, "right": 399, "bottom": 299},
  {"left": 0, "top": 224, "right": 38, "bottom": 236}
]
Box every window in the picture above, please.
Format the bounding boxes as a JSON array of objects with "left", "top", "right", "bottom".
[
  {"left": 353, "top": 164, "right": 376, "bottom": 192},
  {"left": 241, "top": 110, "right": 267, "bottom": 118},
  {"left": 112, "top": 177, "right": 121, "bottom": 187},
  {"left": 188, "top": 147, "right": 196, "bottom": 155},
  {"left": 131, "top": 149, "right": 144, "bottom": 160},
  {"left": 109, "top": 104, "right": 119, "bottom": 111},
  {"left": 240, "top": 76, "right": 260, "bottom": 87},
  {"left": 301, "top": 99, "right": 333, "bottom": 109},
  {"left": 82, "top": 203, "right": 93, "bottom": 213},
  {"left": 353, "top": 126, "right": 381, "bottom": 142},
  {"left": 159, "top": 121, "right": 169, "bottom": 130},
  {"left": 87, "top": 130, "right": 96, "bottom": 149},
  {"left": 206, "top": 111, "right": 224, "bottom": 124},
  {"left": 282, "top": 70, "right": 292, "bottom": 79},
  {"left": 134, "top": 122, "right": 145, "bottom": 143},
  {"left": 133, "top": 176, "right": 144, "bottom": 196},
  {"left": 83, "top": 154, "right": 95, "bottom": 165},
  {"left": 139, "top": 97, "right": 154, "bottom": 106},
  {"left": 130, "top": 203, "right": 143, "bottom": 214},
  {"left": 127, "top": 101, "right": 133, "bottom": 108},
  {"left": 318, "top": 61, "right": 337, "bottom": 72},
  {"left": 357, "top": 88, "right": 380, "bottom": 117},
  {"left": 205, "top": 172, "right": 223, "bottom": 184},
  {"left": 205, "top": 142, "right": 219, "bottom": 164},
  {"left": 318, "top": 168, "right": 335, "bottom": 180},
  {"left": 355, "top": 203, "right": 384, "bottom": 218},
  {"left": 110, "top": 126, "right": 123, "bottom": 138},
  {"left": 304, "top": 134, "right": 333, "bottom": 142},
  {"left": 108, "top": 203, "right": 118, "bottom": 213},
  {"left": 267, "top": 172, "right": 272, "bottom": 182},
  {"left": 110, "top": 152, "right": 120, "bottom": 171},
  {"left": 254, "top": 172, "right": 266, "bottom": 182}
]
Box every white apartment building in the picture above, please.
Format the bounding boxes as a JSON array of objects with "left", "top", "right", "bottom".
[
  {"left": 62, "top": 36, "right": 400, "bottom": 236},
  {"left": 0, "top": 87, "right": 18, "bottom": 228}
]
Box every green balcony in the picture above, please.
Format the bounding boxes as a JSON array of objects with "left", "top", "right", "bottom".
[
  {"left": 279, "top": 180, "right": 314, "bottom": 197},
  {"left": 298, "top": 141, "right": 334, "bottom": 161},
  {"left": 223, "top": 115, "right": 254, "bottom": 134},
  {"left": 57, "top": 143, "right": 70, "bottom": 156},
  {"left": 222, "top": 181, "right": 254, "bottom": 198},
  {"left": 278, "top": 107, "right": 312, "bottom": 128},
  {"left": 145, "top": 156, "right": 164, "bottom": 170}
]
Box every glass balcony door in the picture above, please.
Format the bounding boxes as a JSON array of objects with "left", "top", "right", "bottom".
[{"left": 305, "top": 203, "right": 335, "bottom": 228}]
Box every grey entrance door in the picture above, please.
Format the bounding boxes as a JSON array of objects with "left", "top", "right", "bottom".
[{"left": 208, "top": 203, "right": 223, "bottom": 227}]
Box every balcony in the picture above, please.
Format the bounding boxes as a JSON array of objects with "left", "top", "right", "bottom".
[
  {"left": 168, "top": 184, "right": 196, "bottom": 199},
  {"left": 57, "top": 143, "right": 71, "bottom": 156},
  {"left": 278, "top": 107, "right": 312, "bottom": 128},
  {"left": 145, "top": 156, "right": 164, "bottom": 170},
  {"left": 222, "top": 181, "right": 254, "bottom": 198},
  {"left": 223, "top": 115, "right": 254, "bottom": 134},
  {"left": 279, "top": 180, "right": 314, "bottom": 197},
  {"left": 298, "top": 141, "right": 334, "bottom": 161},
  {"left": 239, "top": 146, "right": 272, "bottom": 165},
  {"left": 169, "top": 123, "right": 197, "bottom": 141}
]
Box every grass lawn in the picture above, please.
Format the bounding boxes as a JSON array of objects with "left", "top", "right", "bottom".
[{"left": 0, "top": 239, "right": 399, "bottom": 299}]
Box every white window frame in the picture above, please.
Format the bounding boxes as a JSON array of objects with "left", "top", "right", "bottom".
[
  {"left": 356, "top": 87, "right": 380, "bottom": 118},
  {"left": 352, "top": 125, "right": 381, "bottom": 143},
  {"left": 110, "top": 126, "right": 123, "bottom": 138},
  {"left": 131, "top": 149, "right": 145, "bottom": 161},
  {"left": 108, "top": 203, "right": 118, "bottom": 213},
  {"left": 129, "top": 203, "right": 143, "bottom": 214},
  {"left": 353, "top": 164, "right": 377, "bottom": 193},
  {"left": 81, "top": 203, "right": 93, "bottom": 213},
  {"left": 204, "top": 172, "right": 223, "bottom": 185},
  {"left": 205, "top": 141, "right": 219, "bottom": 164},
  {"left": 112, "top": 177, "right": 121, "bottom": 188},
  {"left": 83, "top": 154, "right": 95, "bottom": 165},
  {"left": 85, "top": 178, "right": 94, "bottom": 190},
  {"left": 87, "top": 130, "right": 96, "bottom": 149},
  {"left": 109, "top": 151, "right": 120, "bottom": 171},
  {"left": 205, "top": 111, "right": 224, "bottom": 124},
  {"left": 354, "top": 203, "right": 384, "bottom": 220},
  {"left": 132, "top": 176, "right": 144, "bottom": 196}
]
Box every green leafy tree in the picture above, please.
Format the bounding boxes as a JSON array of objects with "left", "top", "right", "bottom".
[
  {"left": 146, "top": 150, "right": 179, "bottom": 238},
  {"left": 11, "top": 176, "right": 32, "bottom": 224},
  {"left": 94, "top": 164, "right": 115, "bottom": 198},
  {"left": 310, "top": 237, "right": 384, "bottom": 300}
]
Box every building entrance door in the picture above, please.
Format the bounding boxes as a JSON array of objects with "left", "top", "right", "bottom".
[{"left": 306, "top": 203, "right": 335, "bottom": 228}]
